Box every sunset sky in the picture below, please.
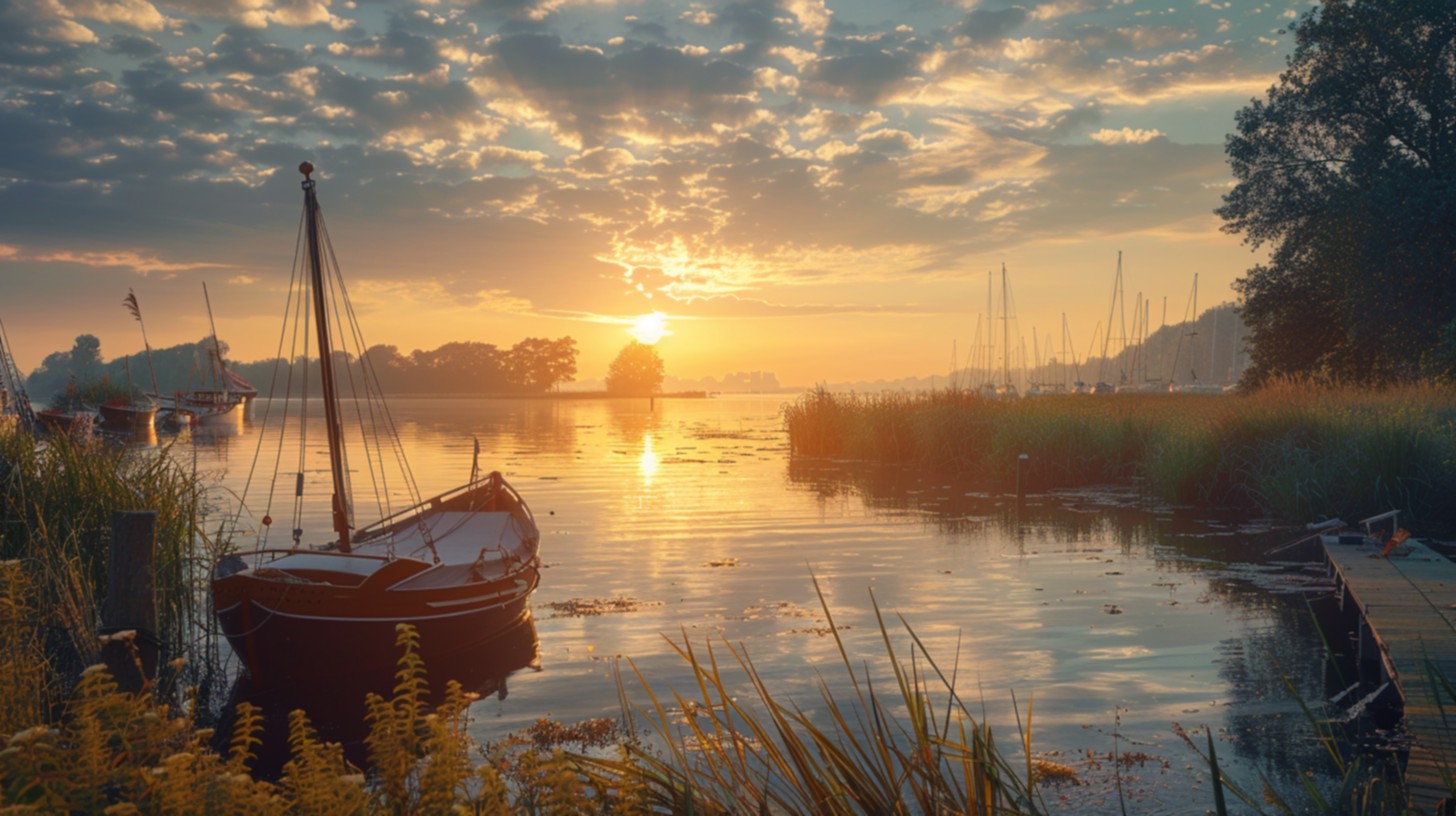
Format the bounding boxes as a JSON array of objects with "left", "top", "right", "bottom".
[{"left": 0, "top": 0, "right": 1301, "bottom": 386}]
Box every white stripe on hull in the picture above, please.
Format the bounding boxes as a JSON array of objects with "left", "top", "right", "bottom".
[{"left": 245, "top": 591, "right": 530, "bottom": 624}]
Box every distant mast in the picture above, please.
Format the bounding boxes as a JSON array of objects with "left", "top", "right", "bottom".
[{"left": 1001, "top": 263, "right": 1011, "bottom": 389}]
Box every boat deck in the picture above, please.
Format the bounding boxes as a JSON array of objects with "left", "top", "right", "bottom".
[{"left": 1323, "top": 534, "right": 1456, "bottom": 811}]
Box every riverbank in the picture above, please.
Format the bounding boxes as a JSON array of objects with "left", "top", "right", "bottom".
[{"left": 782, "top": 381, "right": 1456, "bottom": 529}]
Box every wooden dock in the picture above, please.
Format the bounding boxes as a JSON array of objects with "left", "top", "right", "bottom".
[{"left": 1324, "top": 530, "right": 1456, "bottom": 813}]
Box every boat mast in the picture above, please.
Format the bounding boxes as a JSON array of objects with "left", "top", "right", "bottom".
[
  {"left": 202, "top": 281, "right": 227, "bottom": 389},
  {"left": 0, "top": 315, "right": 36, "bottom": 432},
  {"left": 300, "top": 162, "right": 353, "bottom": 552}
]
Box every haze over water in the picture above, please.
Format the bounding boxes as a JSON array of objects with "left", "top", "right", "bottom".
[{"left": 187, "top": 395, "right": 1338, "bottom": 812}]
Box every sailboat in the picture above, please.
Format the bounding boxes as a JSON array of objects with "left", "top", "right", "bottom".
[
  {"left": 212, "top": 163, "right": 542, "bottom": 688},
  {"left": 992, "top": 264, "right": 1018, "bottom": 399},
  {"left": 153, "top": 284, "right": 255, "bottom": 428}
]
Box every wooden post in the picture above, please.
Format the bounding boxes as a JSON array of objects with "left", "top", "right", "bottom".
[
  {"left": 1016, "top": 453, "right": 1029, "bottom": 504},
  {"left": 100, "top": 511, "right": 158, "bottom": 693}
]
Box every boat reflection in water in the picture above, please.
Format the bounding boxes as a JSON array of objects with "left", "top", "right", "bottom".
[{"left": 218, "top": 610, "right": 540, "bottom": 778}]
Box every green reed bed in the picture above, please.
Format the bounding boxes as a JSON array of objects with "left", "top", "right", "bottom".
[
  {"left": 783, "top": 383, "right": 1456, "bottom": 525},
  {"left": 0, "top": 421, "right": 205, "bottom": 709}
]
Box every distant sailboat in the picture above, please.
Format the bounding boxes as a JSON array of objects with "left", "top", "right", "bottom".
[
  {"left": 213, "top": 163, "right": 542, "bottom": 688},
  {"left": 153, "top": 284, "right": 255, "bottom": 428},
  {"left": 993, "top": 264, "right": 1018, "bottom": 399}
]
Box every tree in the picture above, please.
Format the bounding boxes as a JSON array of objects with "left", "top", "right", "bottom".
[
  {"left": 1218, "top": 0, "right": 1456, "bottom": 385},
  {"left": 69, "top": 334, "right": 103, "bottom": 381},
  {"left": 505, "top": 337, "right": 577, "bottom": 393},
  {"left": 604, "top": 342, "right": 664, "bottom": 396}
]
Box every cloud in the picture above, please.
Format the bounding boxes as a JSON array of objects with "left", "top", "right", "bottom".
[
  {"left": 799, "top": 45, "right": 922, "bottom": 106},
  {"left": 64, "top": 0, "right": 171, "bottom": 31},
  {"left": 476, "top": 34, "right": 758, "bottom": 147},
  {"left": 0, "top": 243, "right": 231, "bottom": 275},
  {"left": 1089, "top": 126, "right": 1164, "bottom": 144},
  {"left": 106, "top": 33, "right": 166, "bottom": 58},
  {"left": 203, "top": 25, "right": 307, "bottom": 75},
  {"left": 157, "top": 0, "right": 333, "bottom": 29},
  {"left": 0, "top": 0, "right": 98, "bottom": 66},
  {"left": 344, "top": 13, "right": 447, "bottom": 73},
  {"left": 950, "top": 6, "right": 1030, "bottom": 45}
]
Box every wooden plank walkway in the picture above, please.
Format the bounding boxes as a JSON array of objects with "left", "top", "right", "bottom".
[{"left": 1324, "top": 534, "right": 1456, "bottom": 813}]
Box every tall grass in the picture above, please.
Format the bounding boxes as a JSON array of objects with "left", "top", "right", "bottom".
[
  {"left": 0, "top": 422, "right": 208, "bottom": 704},
  {"left": 2, "top": 569, "right": 1445, "bottom": 813},
  {"left": 783, "top": 382, "right": 1456, "bottom": 525},
  {"left": 577, "top": 576, "right": 1045, "bottom": 815}
]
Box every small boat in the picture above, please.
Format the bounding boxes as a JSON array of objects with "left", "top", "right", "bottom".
[
  {"left": 36, "top": 407, "right": 94, "bottom": 436},
  {"left": 97, "top": 396, "right": 157, "bottom": 433},
  {"left": 213, "top": 163, "right": 542, "bottom": 689},
  {"left": 156, "top": 389, "right": 241, "bottom": 425}
]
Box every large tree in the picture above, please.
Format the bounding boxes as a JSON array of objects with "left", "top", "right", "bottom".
[
  {"left": 1219, "top": 0, "right": 1456, "bottom": 385},
  {"left": 505, "top": 337, "right": 578, "bottom": 393},
  {"left": 605, "top": 342, "right": 665, "bottom": 396}
]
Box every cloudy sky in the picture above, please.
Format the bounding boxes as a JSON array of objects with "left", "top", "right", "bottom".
[{"left": 0, "top": 0, "right": 1302, "bottom": 385}]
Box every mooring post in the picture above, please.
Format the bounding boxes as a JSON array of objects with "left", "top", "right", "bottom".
[
  {"left": 1016, "top": 453, "right": 1029, "bottom": 504},
  {"left": 100, "top": 510, "right": 158, "bottom": 693}
]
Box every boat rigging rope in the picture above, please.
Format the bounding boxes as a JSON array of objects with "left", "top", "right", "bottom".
[
  {"left": 231, "top": 205, "right": 308, "bottom": 553},
  {"left": 224, "top": 174, "right": 442, "bottom": 564}
]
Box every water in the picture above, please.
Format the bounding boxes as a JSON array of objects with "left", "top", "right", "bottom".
[{"left": 178, "top": 395, "right": 1341, "bottom": 811}]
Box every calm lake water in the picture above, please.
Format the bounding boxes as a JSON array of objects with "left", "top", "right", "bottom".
[{"left": 179, "top": 394, "right": 1341, "bottom": 812}]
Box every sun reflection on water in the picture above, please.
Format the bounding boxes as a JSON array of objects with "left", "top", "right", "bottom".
[{"left": 639, "top": 433, "right": 658, "bottom": 486}]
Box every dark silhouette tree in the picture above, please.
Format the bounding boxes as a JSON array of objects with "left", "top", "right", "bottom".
[
  {"left": 1218, "top": 0, "right": 1456, "bottom": 385},
  {"left": 605, "top": 342, "right": 664, "bottom": 396}
]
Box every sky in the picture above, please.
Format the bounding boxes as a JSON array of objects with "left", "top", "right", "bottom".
[{"left": 0, "top": 0, "right": 1306, "bottom": 386}]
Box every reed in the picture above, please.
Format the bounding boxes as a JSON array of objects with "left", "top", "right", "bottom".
[
  {"left": 783, "top": 383, "right": 1456, "bottom": 525},
  {"left": 0, "top": 424, "right": 206, "bottom": 700},
  {"left": 2, "top": 580, "right": 1445, "bottom": 813},
  {"left": 575, "top": 575, "right": 1046, "bottom": 815}
]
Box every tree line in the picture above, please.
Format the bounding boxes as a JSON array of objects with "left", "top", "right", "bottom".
[{"left": 24, "top": 335, "right": 581, "bottom": 402}]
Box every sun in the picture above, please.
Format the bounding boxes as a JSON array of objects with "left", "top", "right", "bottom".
[{"left": 629, "top": 311, "right": 670, "bottom": 344}]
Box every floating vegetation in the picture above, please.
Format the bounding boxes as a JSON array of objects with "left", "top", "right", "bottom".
[
  {"left": 543, "top": 597, "right": 660, "bottom": 618},
  {"left": 786, "top": 624, "right": 853, "bottom": 637},
  {"left": 741, "top": 600, "right": 818, "bottom": 620},
  {"left": 705, "top": 557, "right": 739, "bottom": 568},
  {"left": 521, "top": 717, "right": 623, "bottom": 751}
]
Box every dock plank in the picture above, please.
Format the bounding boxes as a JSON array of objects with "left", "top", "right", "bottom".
[{"left": 1324, "top": 536, "right": 1456, "bottom": 813}]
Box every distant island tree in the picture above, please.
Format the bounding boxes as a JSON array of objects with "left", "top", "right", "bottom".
[
  {"left": 604, "top": 342, "right": 664, "bottom": 396},
  {"left": 1219, "top": 0, "right": 1456, "bottom": 386}
]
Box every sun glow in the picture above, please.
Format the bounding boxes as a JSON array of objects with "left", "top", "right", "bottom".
[{"left": 629, "top": 311, "right": 670, "bottom": 344}]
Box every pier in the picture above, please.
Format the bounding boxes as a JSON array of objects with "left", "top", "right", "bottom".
[{"left": 1322, "top": 515, "right": 1456, "bottom": 813}]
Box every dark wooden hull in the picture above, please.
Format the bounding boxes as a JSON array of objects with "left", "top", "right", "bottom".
[
  {"left": 36, "top": 408, "right": 92, "bottom": 435},
  {"left": 98, "top": 399, "right": 157, "bottom": 433},
  {"left": 215, "top": 568, "right": 538, "bottom": 688}
]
